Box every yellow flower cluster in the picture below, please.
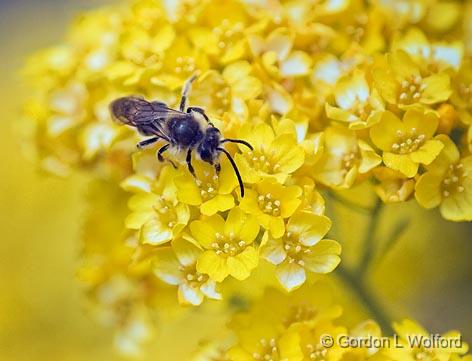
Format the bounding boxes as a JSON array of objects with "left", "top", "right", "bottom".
[
  {"left": 22, "top": 0, "right": 472, "bottom": 357},
  {"left": 191, "top": 287, "right": 469, "bottom": 361}
]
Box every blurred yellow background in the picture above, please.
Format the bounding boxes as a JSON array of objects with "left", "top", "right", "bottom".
[{"left": 0, "top": 1, "right": 471, "bottom": 360}]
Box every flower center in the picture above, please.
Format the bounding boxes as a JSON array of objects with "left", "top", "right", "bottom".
[
  {"left": 284, "top": 304, "right": 317, "bottom": 326},
  {"left": 283, "top": 232, "right": 311, "bottom": 266},
  {"left": 441, "top": 162, "right": 467, "bottom": 198},
  {"left": 246, "top": 150, "right": 282, "bottom": 174},
  {"left": 212, "top": 19, "right": 244, "bottom": 50},
  {"left": 211, "top": 232, "right": 246, "bottom": 257},
  {"left": 305, "top": 343, "right": 328, "bottom": 361},
  {"left": 196, "top": 171, "right": 219, "bottom": 201},
  {"left": 181, "top": 265, "right": 208, "bottom": 286},
  {"left": 258, "top": 192, "right": 281, "bottom": 216},
  {"left": 351, "top": 99, "right": 373, "bottom": 121},
  {"left": 341, "top": 149, "right": 359, "bottom": 172},
  {"left": 175, "top": 56, "right": 196, "bottom": 75},
  {"left": 398, "top": 75, "right": 426, "bottom": 104},
  {"left": 390, "top": 128, "right": 426, "bottom": 154},
  {"left": 413, "top": 348, "right": 434, "bottom": 361},
  {"left": 155, "top": 197, "right": 179, "bottom": 228},
  {"left": 252, "top": 338, "right": 280, "bottom": 361},
  {"left": 346, "top": 14, "right": 368, "bottom": 42}
]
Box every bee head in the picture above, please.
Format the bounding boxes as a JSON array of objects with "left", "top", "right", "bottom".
[{"left": 198, "top": 127, "right": 220, "bottom": 164}]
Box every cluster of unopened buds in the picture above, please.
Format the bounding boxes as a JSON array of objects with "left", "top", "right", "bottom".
[{"left": 22, "top": 0, "right": 472, "bottom": 358}]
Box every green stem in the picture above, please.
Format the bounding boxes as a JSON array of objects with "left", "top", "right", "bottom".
[
  {"left": 356, "top": 198, "right": 382, "bottom": 277},
  {"left": 336, "top": 265, "right": 394, "bottom": 336}
]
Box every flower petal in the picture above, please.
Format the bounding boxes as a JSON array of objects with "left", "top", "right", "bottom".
[
  {"left": 153, "top": 248, "right": 182, "bottom": 285},
  {"left": 196, "top": 251, "right": 229, "bottom": 282},
  {"left": 172, "top": 237, "right": 201, "bottom": 267},
  {"left": 275, "top": 261, "right": 306, "bottom": 292},
  {"left": 140, "top": 217, "right": 172, "bottom": 245},
  {"left": 415, "top": 172, "right": 443, "bottom": 209},
  {"left": 201, "top": 194, "right": 235, "bottom": 216},
  {"left": 409, "top": 140, "right": 444, "bottom": 165},
  {"left": 227, "top": 247, "right": 259, "bottom": 280},
  {"left": 190, "top": 220, "right": 217, "bottom": 248},
  {"left": 383, "top": 152, "right": 419, "bottom": 178},
  {"left": 178, "top": 284, "right": 203, "bottom": 306},
  {"left": 303, "top": 240, "right": 342, "bottom": 273}
]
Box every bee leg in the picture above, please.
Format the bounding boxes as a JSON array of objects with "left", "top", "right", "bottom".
[
  {"left": 186, "top": 148, "right": 196, "bottom": 177},
  {"left": 187, "top": 107, "right": 213, "bottom": 126},
  {"left": 157, "top": 144, "right": 177, "bottom": 169},
  {"left": 137, "top": 136, "right": 160, "bottom": 149},
  {"left": 179, "top": 74, "right": 197, "bottom": 111},
  {"left": 214, "top": 162, "right": 221, "bottom": 175}
]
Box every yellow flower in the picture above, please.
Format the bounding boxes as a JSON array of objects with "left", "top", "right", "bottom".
[
  {"left": 188, "top": 2, "right": 249, "bottom": 64},
  {"left": 373, "top": 50, "right": 451, "bottom": 109},
  {"left": 261, "top": 213, "right": 341, "bottom": 291},
  {"left": 325, "top": 70, "right": 385, "bottom": 129},
  {"left": 154, "top": 36, "right": 210, "bottom": 90},
  {"left": 123, "top": 166, "right": 190, "bottom": 246},
  {"left": 194, "top": 61, "right": 262, "bottom": 119},
  {"left": 373, "top": 167, "right": 416, "bottom": 203},
  {"left": 451, "top": 59, "right": 472, "bottom": 125},
  {"left": 370, "top": 110, "right": 443, "bottom": 177},
  {"left": 248, "top": 28, "right": 312, "bottom": 79},
  {"left": 191, "top": 207, "right": 260, "bottom": 282},
  {"left": 106, "top": 20, "right": 174, "bottom": 86},
  {"left": 415, "top": 135, "right": 472, "bottom": 221},
  {"left": 175, "top": 159, "right": 239, "bottom": 216},
  {"left": 381, "top": 319, "right": 468, "bottom": 361},
  {"left": 297, "top": 323, "right": 346, "bottom": 361},
  {"left": 235, "top": 123, "right": 305, "bottom": 184},
  {"left": 315, "top": 125, "right": 381, "bottom": 188},
  {"left": 153, "top": 237, "right": 222, "bottom": 306},
  {"left": 239, "top": 180, "right": 302, "bottom": 238},
  {"left": 227, "top": 328, "right": 304, "bottom": 361},
  {"left": 392, "top": 27, "right": 463, "bottom": 74},
  {"left": 294, "top": 177, "right": 325, "bottom": 216}
]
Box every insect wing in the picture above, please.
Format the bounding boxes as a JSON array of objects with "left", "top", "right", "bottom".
[{"left": 110, "top": 96, "right": 159, "bottom": 126}]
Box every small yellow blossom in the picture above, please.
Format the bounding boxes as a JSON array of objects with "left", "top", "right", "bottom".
[
  {"left": 235, "top": 123, "right": 305, "bottom": 184},
  {"left": 191, "top": 207, "right": 260, "bottom": 282},
  {"left": 381, "top": 319, "right": 468, "bottom": 361},
  {"left": 124, "top": 167, "right": 190, "bottom": 246},
  {"left": 315, "top": 125, "right": 381, "bottom": 188},
  {"left": 155, "top": 36, "right": 210, "bottom": 90},
  {"left": 175, "top": 159, "right": 239, "bottom": 216},
  {"left": 373, "top": 167, "right": 416, "bottom": 203},
  {"left": 239, "top": 180, "right": 302, "bottom": 238},
  {"left": 392, "top": 27, "right": 463, "bottom": 74},
  {"left": 248, "top": 27, "right": 312, "bottom": 79},
  {"left": 325, "top": 70, "right": 384, "bottom": 129},
  {"left": 153, "top": 237, "right": 221, "bottom": 306},
  {"left": 195, "top": 61, "right": 262, "bottom": 119},
  {"left": 227, "top": 328, "right": 304, "bottom": 361},
  {"left": 188, "top": 2, "right": 249, "bottom": 64},
  {"left": 451, "top": 59, "right": 472, "bottom": 125},
  {"left": 415, "top": 135, "right": 472, "bottom": 221},
  {"left": 373, "top": 50, "right": 451, "bottom": 109},
  {"left": 261, "top": 213, "right": 341, "bottom": 291},
  {"left": 370, "top": 110, "right": 443, "bottom": 177}
]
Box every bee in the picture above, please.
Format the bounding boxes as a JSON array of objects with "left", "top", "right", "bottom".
[{"left": 110, "top": 75, "right": 253, "bottom": 197}]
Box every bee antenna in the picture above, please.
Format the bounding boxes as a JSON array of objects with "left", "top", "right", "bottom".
[
  {"left": 217, "top": 147, "right": 245, "bottom": 198},
  {"left": 220, "top": 139, "right": 253, "bottom": 151}
]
